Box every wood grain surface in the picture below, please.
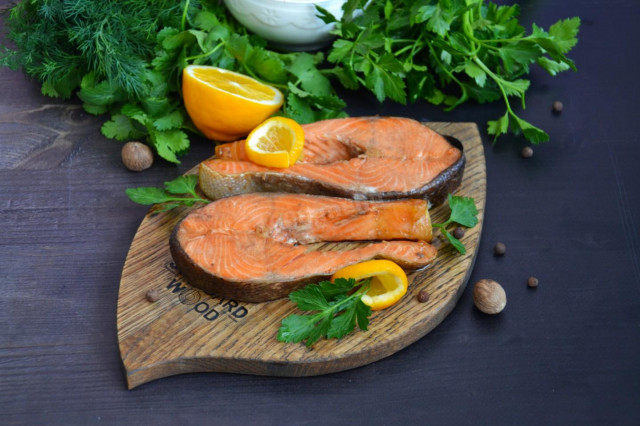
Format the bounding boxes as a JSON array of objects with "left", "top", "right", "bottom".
[{"left": 117, "top": 122, "right": 486, "bottom": 388}]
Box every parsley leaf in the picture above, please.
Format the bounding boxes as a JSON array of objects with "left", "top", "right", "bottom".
[
  {"left": 549, "top": 17, "right": 581, "bottom": 54},
  {"left": 101, "top": 115, "right": 143, "bottom": 141},
  {"left": 277, "top": 278, "right": 372, "bottom": 347},
  {"left": 448, "top": 194, "right": 479, "bottom": 228},
  {"left": 153, "top": 111, "right": 184, "bottom": 131},
  {"left": 432, "top": 194, "right": 478, "bottom": 255},
  {"left": 125, "top": 175, "right": 209, "bottom": 211}
]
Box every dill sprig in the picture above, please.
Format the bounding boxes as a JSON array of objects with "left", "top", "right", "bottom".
[{"left": 1, "top": 0, "right": 185, "bottom": 98}]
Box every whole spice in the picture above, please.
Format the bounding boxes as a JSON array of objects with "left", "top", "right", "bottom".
[
  {"left": 527, "top": 276, "right": 539, "bottom": 288},
  {"left": 145, "top": 289, "right": 161, "bottom": 303},
  {"left": 473, "top": 279, "right": 507, "bottom": 314},
  {"left": 417, "top": 290, "right": 430, "bottom": 303},
  {"left": 521, "top": 146, "right": 534, "bottom": 158},
  {"left": 552, "top": 101, "right": 564, "bottom": 113},
  {"left": 494, "top": 242, "right": 506, "bottom": 256},
  {"left": 122, "top": 142, "right": 153, "bottom": 172},
  {"left": 452, "top": 227, "right": 465, "bottom": 239}
]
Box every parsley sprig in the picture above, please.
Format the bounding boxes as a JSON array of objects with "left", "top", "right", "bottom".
[
  {"left": 125, "top": 175, "right": 209, "bottom": 211},
  {"left": 433, "top": 194, "right": 479, "bottom": 255},
  {"left": 277, "top": 278, "right": 372, "bottom": 347}
]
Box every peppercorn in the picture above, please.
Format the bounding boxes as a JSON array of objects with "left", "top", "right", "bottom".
[
  {"left": 145, "top": 289, "right": 161, "bottom": 302},
  {"left": 521, "top": 146, "right": 534, "bottom": 158},
  {"left": 417, "top": 289, "right": 430, "bottom": 303},
  {"left": 552, "top": 100, "right": 563, "bottom": 113},
  {"left": 527, "top": 276, "right": 539, "bottom": 288},
  {"left": 494, "top": 242, "right": 506, "bottom": 256},
  {"left": 452, "top": 226, "right": 465, "bottom": 239}
]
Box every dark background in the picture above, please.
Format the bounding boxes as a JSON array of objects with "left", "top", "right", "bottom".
[{"left": 1, "top": 0, "right": 639, "bottom": 424}]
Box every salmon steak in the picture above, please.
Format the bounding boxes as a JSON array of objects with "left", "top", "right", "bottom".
[
  {"left": 199, "top": 116, "right": 464, "bottom": 206},
  {"left": 170, "top": 193, "right": 438, "bottom": 302}
]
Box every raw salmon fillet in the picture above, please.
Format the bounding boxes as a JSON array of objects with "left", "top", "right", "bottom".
[
  {"left": 200, "top": 116, "right": 464, "bottom": 205},
  {"left": 170, "top": 193, "right": 437, "bottom": 302}
]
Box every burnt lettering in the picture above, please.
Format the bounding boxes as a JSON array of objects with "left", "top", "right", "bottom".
[
  {"left": 166, "top": 278, "right": 187, "bottom": 293},
  {"left": 193, "top": 302, "right": 210, "bottom": 313},
  {"left": 222, "top": 300, "right": 238, "bottom": 312}
]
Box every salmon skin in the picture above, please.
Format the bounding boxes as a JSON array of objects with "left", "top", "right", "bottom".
[
  {"left": 170, "top": 193, "right": 437, "bottom": 302},
  {"left": 200, "top": 116, "right": 465, "bottom": 206}
]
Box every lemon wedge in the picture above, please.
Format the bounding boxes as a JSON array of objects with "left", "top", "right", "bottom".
[
  {"left": 245, "top": 117, "right": 305, "bottom": 168},
  {"left": 331, "top": 260, "right": 409, "bottom": 310}
]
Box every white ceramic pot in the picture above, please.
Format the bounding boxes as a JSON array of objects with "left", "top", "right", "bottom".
[{"left": 224, "top": 0, "right": 347, "bottom": 51}]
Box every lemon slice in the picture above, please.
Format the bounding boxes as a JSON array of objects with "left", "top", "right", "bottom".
[
  {"left": 331, "top": 260, "right": 409, "bottom": 310},
  {"left": 245, "top": 117, "right": 305, "bottom": 168},
  {"left": 182, "top": 65, "right": 284, "bottom": 141}
]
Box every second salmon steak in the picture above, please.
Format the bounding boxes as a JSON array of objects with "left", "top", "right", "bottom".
[{"left": 170, "top": 193, "right": 438, "bottom": 302}]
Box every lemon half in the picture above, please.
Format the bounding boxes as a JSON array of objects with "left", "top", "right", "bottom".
[{"left": 182, "top": 65, "right": 284, "bottom": 141}]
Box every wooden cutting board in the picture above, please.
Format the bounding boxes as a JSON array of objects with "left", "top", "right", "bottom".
[{"left": 117, "top": 122, "right": 486, "bottom": 389}]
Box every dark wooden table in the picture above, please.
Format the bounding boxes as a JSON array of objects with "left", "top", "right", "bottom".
[{"left": 1, "top": 1, "right": 639, "bottom": 424}]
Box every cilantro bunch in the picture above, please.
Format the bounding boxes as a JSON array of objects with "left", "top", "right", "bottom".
[{"left": 319, "top": 0, "right": 580, "bottom": 142}]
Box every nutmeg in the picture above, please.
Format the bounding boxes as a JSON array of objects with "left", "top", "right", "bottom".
[
  {"left": 122, "top": 141, "right": 153, "bottom": 172},
  {"left": 473, "top": 279, "right": 506, "bottom": 314}
]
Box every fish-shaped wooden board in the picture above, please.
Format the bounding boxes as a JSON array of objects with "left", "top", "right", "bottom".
[{"left": 117, "top": 122, "right": 486, "bottom": 389}]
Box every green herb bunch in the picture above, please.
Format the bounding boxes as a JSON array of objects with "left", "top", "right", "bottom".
[
  {"left": 277, "top": 278, "right": 372, "bottom": 347},
  {"left": 319, "top": 0, "right": 580, "bottom": 142},
  {"left": 1, "top": 0, "right": 580, "bottom": 164},
  {"left": 0, "top": 0, "right": 345, "bottom": 163}
]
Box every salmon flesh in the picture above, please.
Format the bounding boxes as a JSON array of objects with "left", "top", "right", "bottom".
[
  {"left": 199, "top": 116, "right": 464, "bottom": 206},
  {"left": 170, "top": 193, "right": 437, "bottom": 302}
]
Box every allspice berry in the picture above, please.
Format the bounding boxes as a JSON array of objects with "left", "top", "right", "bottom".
[
  {"left": 452, "top": 227, "right": 465, "bottom": 239},
  {"left": 417, "top": 289, "right": 430, "bottom": 303},
  {"left": 122, "top": 141, "right": 154, "bottom": 172},
  {"left": 494, "top": 242, "right": 506, "bottom": 256},
  {"left": 473, "top": 279, "right": 506, "bottom": 314},
  {"left": 521, "top": 146, "right": 534, "bottom": 158},
  {"left": 145, "top": 289, "right": 161, "bottom": 303},
  {"left": 552, "top": 100, "right": 564, "bottom": 113},
  {"left": 527, "top": 276, "right": 539, "bottom": 288}
]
